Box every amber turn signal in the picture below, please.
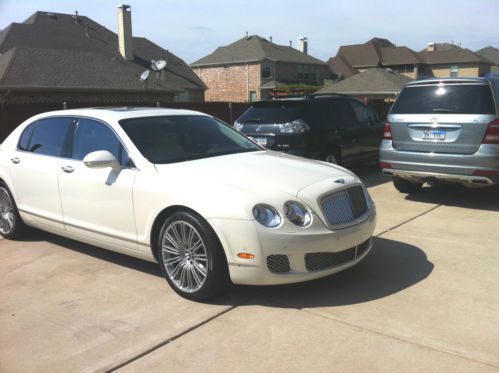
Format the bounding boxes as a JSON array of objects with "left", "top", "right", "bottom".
[{"left": 237, "top": 253, "right": 255, "bottom": 259}]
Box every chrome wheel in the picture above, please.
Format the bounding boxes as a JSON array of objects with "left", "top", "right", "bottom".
[
  {"left": 161, "top": 221, "right": 208, "bottom": 293},
  {"left": 0, "top": 187, "right": 14, "bottom": 235}
]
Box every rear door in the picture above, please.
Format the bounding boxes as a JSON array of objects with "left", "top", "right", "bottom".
[
  {"left": 7, "top": 117, "right": 73, "bottom": 230},
  {"left": 389, "top": 82, "right": 496, "bottom": 154},
  {"left": 349, "top": 99, "right": 384, "bottom": 158}
]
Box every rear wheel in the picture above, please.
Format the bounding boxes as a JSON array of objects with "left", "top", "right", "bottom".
[
  {"left": 392, "top": 176, "right": 423, "bottom": 193},
  {"left": 157, "top": 211, "right": 229, "bottom": 301},
  {"left": 0, "top": 182, "right": 28, "bottom": 239}
]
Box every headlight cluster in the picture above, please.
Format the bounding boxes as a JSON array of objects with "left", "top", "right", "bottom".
[
  {"left": 253, "top": 201, "right": 312, "bottom": 228},
  {"left": 234, "top": 122, "right": 244, "bottom": 131},
  {"left": 278, "top": 119, "right": 310, "bottom": 134}
]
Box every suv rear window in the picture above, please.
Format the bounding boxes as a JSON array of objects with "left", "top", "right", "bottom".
[
  {"left": 391, "top": 84, "right": 496, "bottom": 115},
  {"left": 238, "top": 102, "right": 304, "bottom": 124}
]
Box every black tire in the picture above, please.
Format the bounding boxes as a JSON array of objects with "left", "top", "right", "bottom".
[
  {"left": 157, "top": 211, "right": 229, "bottom": 301},
  {"left": 0, "top": 181, "right": 28, "bottom": 240},
  {"left": 322, "top": 148, "right": 340, "bottom": 165},
  {"left": 392, "top": 176, "right": 423, "bottom": 193}
]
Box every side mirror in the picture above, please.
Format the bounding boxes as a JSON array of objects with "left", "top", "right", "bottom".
[{"left": 83, "top": 150, "right": 120, "bottom": 171}]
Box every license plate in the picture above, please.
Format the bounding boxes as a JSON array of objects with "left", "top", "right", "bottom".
[
  {"left": 254, "top": 137, "right": 267, "bottom": 146},
  {"left": 422, "top": 129, "right": 446, "bottom": 141}
]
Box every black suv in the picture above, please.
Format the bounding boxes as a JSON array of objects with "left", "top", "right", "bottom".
[{"left": 234, "top": 94, "right": 384, "bottom": 165}]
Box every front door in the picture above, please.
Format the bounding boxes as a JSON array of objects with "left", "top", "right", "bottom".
[{"left": 57, "top": 118, "right": 138, "bottom": 251}]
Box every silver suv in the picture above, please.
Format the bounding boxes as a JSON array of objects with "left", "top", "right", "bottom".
[{"left": 379, "top": 75, "right": 499, "bottom": 193}]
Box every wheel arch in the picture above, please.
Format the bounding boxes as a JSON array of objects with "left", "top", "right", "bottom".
[{"left": 149, "top": 205, "right": 228, "bottom": 266}]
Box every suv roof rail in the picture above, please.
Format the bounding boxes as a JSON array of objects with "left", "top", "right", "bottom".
[{"left": 266, "top": 92, "right": 350, "bottom": 101}]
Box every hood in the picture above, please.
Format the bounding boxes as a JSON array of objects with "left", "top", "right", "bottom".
[{"left": 154, "top": 150, "right": 354, "bottom": 196}]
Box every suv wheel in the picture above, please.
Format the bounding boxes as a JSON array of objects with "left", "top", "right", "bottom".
[{"left": 392, "top": 177, "right": 423, "bottom": 193}]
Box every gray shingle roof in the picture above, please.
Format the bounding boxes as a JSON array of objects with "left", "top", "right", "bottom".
[
  {"left": 0, "top": 11, "right": 206, "bottom": 92},
  {"left": 190, "top": 35, "right": 325, "bottom": 67},
  {"left": 476, "top": 46, "right": 499, "bottom": 65},
  {"left": 316, "top": 68, "right": 412, "bottom": 95},
  {"left": 418, "top": 45, "right": 492, "bottom": 65},
  {"left": 328, "top": 55, "right": 359, "bottom": 78}
]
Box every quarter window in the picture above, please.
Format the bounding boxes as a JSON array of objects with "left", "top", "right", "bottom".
[
  {"left": 350, "top": 100, "right": 377, "bottom": 122},
  {"left": 22, "top": 117, "right": 72, "bottom": 157},
  {"left": 72, "top": 118, "right": 130, "bottom": 166}
]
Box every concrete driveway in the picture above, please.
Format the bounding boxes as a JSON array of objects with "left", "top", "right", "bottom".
[{"left": 1, "top": 165, "right": 498, "bottom": 372}]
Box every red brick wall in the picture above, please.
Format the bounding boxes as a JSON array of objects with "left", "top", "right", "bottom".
[{"left": 195, "top": 63, "right": 261, "bottom": 102}]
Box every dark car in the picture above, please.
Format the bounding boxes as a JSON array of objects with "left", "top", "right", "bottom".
[{"left": 234, "top": 94, "right": 384, "bottom": 165}]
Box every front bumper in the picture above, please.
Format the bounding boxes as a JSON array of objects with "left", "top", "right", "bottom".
[
  {"left": 208, "top": 207, "right": 376, "bottom": 286},
  {"left": 379, "top": 140, "right": 499, "bottom": 185}
]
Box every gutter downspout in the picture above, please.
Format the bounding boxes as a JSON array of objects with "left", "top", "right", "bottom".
[{"left": 247, "top": 63, "right": 249, "bottom": 101}]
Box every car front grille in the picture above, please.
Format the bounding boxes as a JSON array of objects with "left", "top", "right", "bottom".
[
  {"left": 267, "top": 255, "right": 290, "bottom": 273},
  {"left": 305, "top": 238, "right": 372, "bottom": 272},
  {"left": 320, "top": 186, "right": 368, "bottom": 227}
]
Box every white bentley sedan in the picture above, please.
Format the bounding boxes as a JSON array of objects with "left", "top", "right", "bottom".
[{"left": 0, "top": 108, "right": 376, "bottom": 300}]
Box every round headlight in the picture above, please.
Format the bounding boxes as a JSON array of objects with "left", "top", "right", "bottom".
[
  {"left": 284, "top": 201, "right": 312, "bottom": 227},
  {"left": 252, "top": 204, "right": 281, "bottom": 228}
]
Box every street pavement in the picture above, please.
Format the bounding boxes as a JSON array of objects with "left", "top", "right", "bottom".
[{"left": 1, "top": 165, "right": 498, "bottom": 372}]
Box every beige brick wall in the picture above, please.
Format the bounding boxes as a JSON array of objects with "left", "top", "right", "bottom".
[
  {"left": 429, "top": 63, "right": 484, "bottom": 78},
  {"left": 195, "top": 63, "right": 260, "bottom": 102}
]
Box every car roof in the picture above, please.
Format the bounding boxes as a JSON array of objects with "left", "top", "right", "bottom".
[
  {"left": 407, "top": 77, "right": 490, "bottom": 86},
  {"left": 26, "top": 107, "right": 209, "bottom": 122}
]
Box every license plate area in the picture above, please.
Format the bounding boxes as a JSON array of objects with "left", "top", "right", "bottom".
[
  {"left": 254, "top": 137, "right": 267, "bottom": 146},
  {"left": 422, "top": 129, "right": 446, "bottom": 141}
]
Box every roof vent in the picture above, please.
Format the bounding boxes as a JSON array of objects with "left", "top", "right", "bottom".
[
  {"left": 72, "top": 10, "right": 79, "bottom": 23},
  {"left": 46, "top": 12, "right": 57, "bottom": 19}
]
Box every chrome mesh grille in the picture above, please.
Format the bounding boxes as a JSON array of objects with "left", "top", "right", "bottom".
[
  {"left": 267, "top": 255, "right": 290, "bottom": 273},
  {"left": 320, "top": 186, "right": 368, "bottom": 226},
  {"left": 305, "top": 238, "right": 372, "bottom": 272}
]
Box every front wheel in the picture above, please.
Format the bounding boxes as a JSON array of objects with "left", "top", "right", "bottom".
[
  {"left": 157, "top": 211, "right": 229, "bottom": 301},
  {"left": 392, "top": 176, "right": 423, "bottom": 193},
  {"left": 0, "top": 182, "right": 28, "bottom": 240}
]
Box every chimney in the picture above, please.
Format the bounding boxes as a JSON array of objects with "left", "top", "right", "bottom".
[
  {"left": 297, "top": 37, "right": 308, "bottom": 54},
  {"left": 427, "top": 42, "right": 435, "bottom": 52},
  {"left": 117, "top": 4, "right": 133, "bottom": 60}
]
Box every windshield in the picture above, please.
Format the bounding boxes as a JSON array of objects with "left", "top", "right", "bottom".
[
  {"left": 237, "top": 102, "right": 305, "bottom": 124},
  {"left": 391, "top": 84, "right": 496, "bottom": 115},
  {"left": 119, "top": 115, "right": 262, "bottom": 164}
]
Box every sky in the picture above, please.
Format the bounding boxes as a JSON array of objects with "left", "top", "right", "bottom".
[{"left": 0, "top": 0, "right": 498, "bottom": 63}]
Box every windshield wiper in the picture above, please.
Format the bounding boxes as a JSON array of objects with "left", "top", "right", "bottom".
[{"left": 432, "top": 108, "right": 460, "bottom": 113}]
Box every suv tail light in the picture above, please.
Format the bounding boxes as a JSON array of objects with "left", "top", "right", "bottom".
[
  {"left": 383, "top": 121, "right": 392, "bottom": 140},
  {"left": 278, "top": 119, "right": 310, "bottom": 134},
  {"left": 483, "top": 119, "right": 499, "bottom": 144}
]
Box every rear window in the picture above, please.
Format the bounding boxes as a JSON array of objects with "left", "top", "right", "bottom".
[
  {"left": 238, "top": 102, "right": 304, "bottom": 124},
  {"left": 391, "top": 84, "right": 496, "bottom": 115}
]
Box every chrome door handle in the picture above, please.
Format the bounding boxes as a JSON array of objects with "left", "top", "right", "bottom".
[
  {"left": 61, "top": 165, "right": 74, "bottom": 173},
  {"left": 11, "top": 157, "right": 20, "bottom": 164}
]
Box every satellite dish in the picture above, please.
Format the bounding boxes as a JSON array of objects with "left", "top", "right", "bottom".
[
  {"left": 140, "top": 70, "right": 150, "bottom": 81},
  {"left": 154, "top": 60, "right": 167, "bottom": 71},
  {"left": 150, "top": 60, "right": 158, "bottom": 71}
]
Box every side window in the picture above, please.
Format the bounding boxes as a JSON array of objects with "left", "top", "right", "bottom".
[
  {"left": 25, "top": 117, "right": 72, "bottom": 156},
  {"left": 18, "top": 123, "right": 36, "bottom": 151},
  {"left": 72, "top": 118, "right": 130, "bottom": 166},
  {"left": 330, "top": 99, "right": 356, "bottom": 123},
  {"left": 350, "top": 100, "right": 377, "bottom": 122}
]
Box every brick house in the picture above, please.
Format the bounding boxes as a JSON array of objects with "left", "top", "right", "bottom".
[
  {"left": 476, "top": 46, "right": 499, "bottom": 73},
  {"left": 0, "top": 5, "right": 206, "bottom": 107},
  {"left": 329, "top": 38, "right": 493, "bottom": 80},
  {"left": 191, "top": 35, "right": 331, "bottom": 102}
]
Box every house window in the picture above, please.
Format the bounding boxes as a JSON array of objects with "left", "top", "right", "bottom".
[
  {"left": 450, "top": 65, "right": 458, "bottom": 77},
  {"left": 249, "top": 91, "right": 257, "bottom": 102},
  {"left": 298, "top": 65, "right": 318, "bottom": 83},
  {"left": 174, "top": 92, "right": 190, "bottom": 102},
  {"left": 261, "top": 63, "right": 272, "bottom": 79}
]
